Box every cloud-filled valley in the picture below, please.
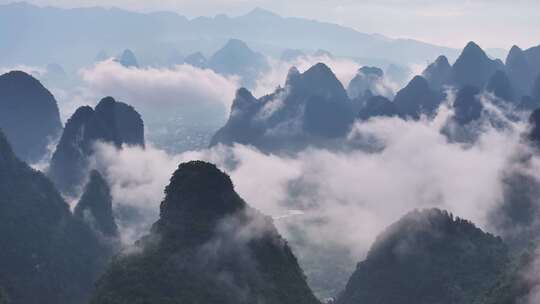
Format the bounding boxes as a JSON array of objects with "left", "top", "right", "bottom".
[{"left": 3, "top": 5, "right": 540, "bottom": 303}]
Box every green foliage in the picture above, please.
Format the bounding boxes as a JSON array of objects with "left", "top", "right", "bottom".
[
  {"left": 0, "top": 130, "right": 111, "bottom": 304},
  {"left": 91, "top": 161, "right": 320, "bottom": 304},
  {"left": 338, "top": 209, "right": 510, "bottom": 304}
]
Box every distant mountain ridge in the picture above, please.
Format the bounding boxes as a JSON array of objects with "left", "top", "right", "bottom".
[{"left": 0, "top": 2, "right": 458, "bottom": 69}]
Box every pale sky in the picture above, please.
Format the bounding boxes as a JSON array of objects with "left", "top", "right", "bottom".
[{"left": 4, "top": 0, "right": 540, "bottom": 49}]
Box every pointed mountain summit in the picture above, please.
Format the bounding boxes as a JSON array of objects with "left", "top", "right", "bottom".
[
  {"left": 90, "top": 161, "right": 320, "bottom": 304},
  {"left": 337, "top": 209, "right": 509, "bottom": 304},
  {"left": 242, "top": 7, "right": 281, "bottom": 19},
  {"left": 49, "top": 96, "right": 144, "bottom": 195},
  {"left": 115, "top": 49, "right": 139, "bottom": 68},
  {"left": 74, "top": 170, "right": 118, "bottom": 237},
  {"left": 294, "top": 63, "right": 349, "bottom": 102},
  {"left": 209, "top": 39, "right": 269, "bottom": 88},
  {"left": 0, "top": 129, "right": 110, "bottom": 304},
  {"left": 0, "top": 71, "right": 62, "bottom": 162},
  {"left": 393, "top": 76, "right": 444, "bottom": 119},
  {"left": 506, "top": 45, "right": 533, "bottom": 96},
  {"left": 452, "top": 42, "right": 504, "bottom": 88},
  {"left": 486, "top": 70, "right": 515, "bottom": 102},
  {"left": 422, "top": 55, "right": 452, "bottom": 90},
  {"left": 211, "top": 63, "right": 354, "bottom": 151}
]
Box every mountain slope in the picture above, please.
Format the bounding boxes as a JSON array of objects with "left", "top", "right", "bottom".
[
  {"left": 338, "top": 209, "right": 509, "bottom": 304},
  {"left": 0, "top": 129, "right": 110, "bottom": 304},
  {"left": 90, "top": 161, "right": 320, "bottom": 304},
  {"left": 74, "top": 170, "right": 118, "bottom": 237},
  {"left": 210, "top": 63, "right": 354, "bottom": 151}
]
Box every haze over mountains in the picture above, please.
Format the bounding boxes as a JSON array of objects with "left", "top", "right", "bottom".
[
  {"left": 0, "top": 2, "right": 461, "bottom": 70},
  {"left": 2, "top": 2, "right": 540, "bottom": 304}
]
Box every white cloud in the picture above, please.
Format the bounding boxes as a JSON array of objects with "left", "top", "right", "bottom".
[
  {"left": 80, "top": 59, "right": 239, "bottom": 114},
  {"left": 89, "top": 102, "right": 527, "bottom": 262}
]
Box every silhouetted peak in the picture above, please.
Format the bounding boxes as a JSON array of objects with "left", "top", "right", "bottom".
[
  {"left": 244, "top": 7, "right": 280, "bottom": 19},
  {"left": 95, "top": 96, "right": 116, "bottom": 111},
  {"left": 506, "top": 45, "right": 525, "bottom": 63},
  {"left": 452, "top": 41, "right": 502, "bottom": 88},
  {"left": 285, "top": 66, "right": 301, "bottom": 85},
  {"left": 434, "top": 55, "right": 450, "bottom": 67},
  {"left": 74, "top": 170, "right": 118, "bottom": 237},
  {"left": 294, "top": 63, "right": 348, "bottom": 102},
  {"left": 231, "top": 88, "right": 257, "bottom": 111},
  {"left": 222, "top": 38, "right": 251, "bottom": 52},
  {"left": 158, "top": 161, "right": 245, "bottom": 236},
  {"left": 422, "top": 56, "right": 452, "bottom": 90},
  {"left": 70, "top": 105, "right": 95, "bottom": 122},
  {"left": 116, "top": 49, "right": 139, "bottom": 68},
  {"left": 0, "top": 70, "right": 39, "bottom": 84},
  {"left": 303, "top": 63, "right": 337, "bottom": 81},
  {"left": 462, "top": 41, "right": 486, "bottom": 57}
]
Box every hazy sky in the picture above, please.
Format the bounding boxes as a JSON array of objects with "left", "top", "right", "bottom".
[{"left": 3, "top": 0, "right": 540, "bottom": 49}]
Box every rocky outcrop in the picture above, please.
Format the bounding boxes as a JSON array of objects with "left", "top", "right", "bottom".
[
  {"left": 48, "top": 97, "right": 144, "bottom": 195},
  {"left": 0, "top": 129, "right": 111, "bottom": 304}
]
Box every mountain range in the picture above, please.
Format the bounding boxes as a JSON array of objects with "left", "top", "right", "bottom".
[{"left": 0, "top": 2, "right": 460, "bottom": 70}]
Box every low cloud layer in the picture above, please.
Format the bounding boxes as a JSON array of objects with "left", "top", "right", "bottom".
[
  {"left": 90, "top": 99, "right": 527, "bottom": 260},
  {"left": 80, "top": 60, "right": 239, "bottom": 114}
]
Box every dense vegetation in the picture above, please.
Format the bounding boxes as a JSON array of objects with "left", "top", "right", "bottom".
[
  {"left": 91, "top": 161, "right": 320, "bottom": 304},
  {"left": 338, "top": 209, "right": 510, "bottom": 304},
  {"left": 0, "top": 130, "right": 111, "bottom": 304}
]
